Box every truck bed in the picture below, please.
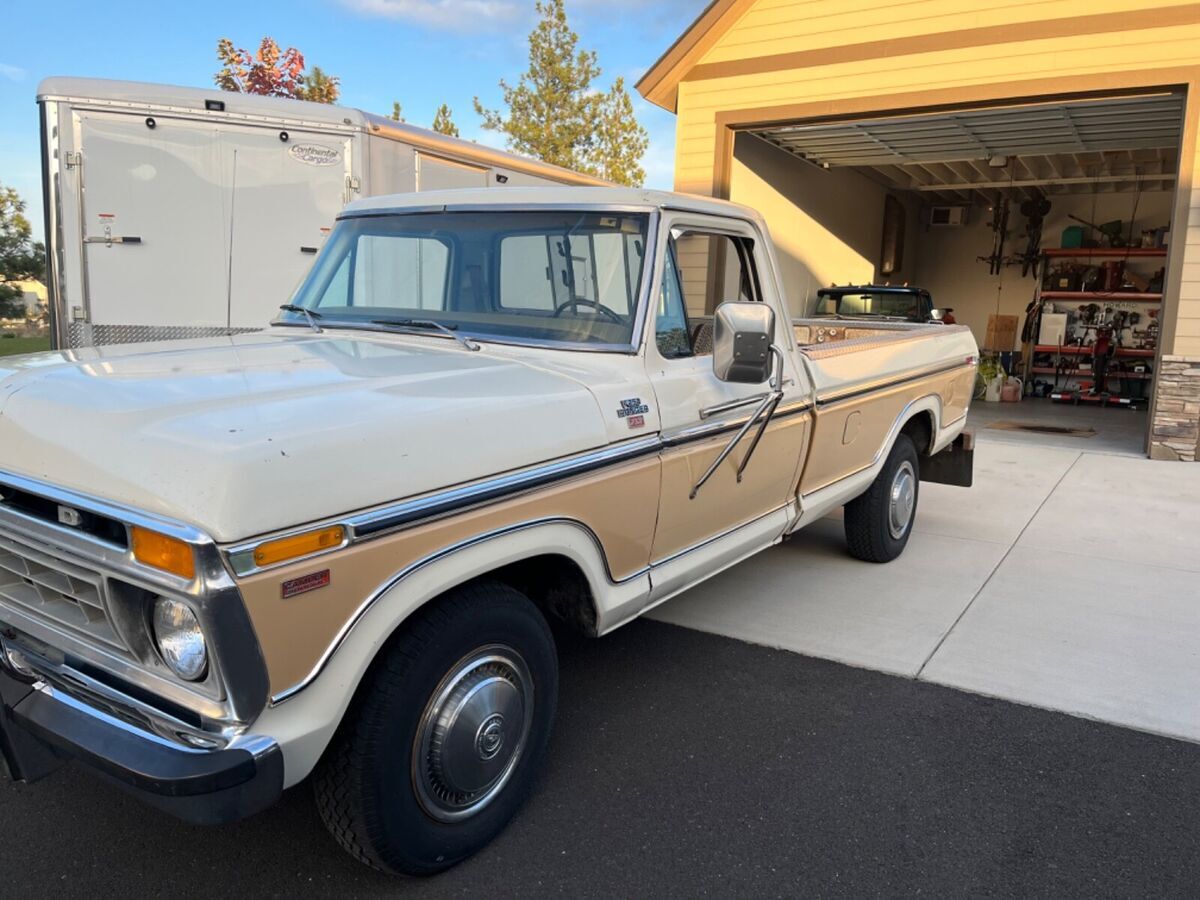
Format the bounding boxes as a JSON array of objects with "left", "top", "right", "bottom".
[
  {"left": 789, "top": 319, "right": 978, "bottom": 494},
  {"left": 792, "top": 319, "right": 976, "bottom": 401}
]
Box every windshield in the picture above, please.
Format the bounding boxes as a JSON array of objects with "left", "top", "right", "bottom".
[
  {"left": 284, "top": 211, "right": 651, "bottom": 348},
  {"left": 815, "top": 292, "right": 924, "bottom": 319}
]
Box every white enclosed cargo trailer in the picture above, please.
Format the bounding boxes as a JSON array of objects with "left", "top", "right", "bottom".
[{"left": 38, "top": 77, "right": 606, "bottom": 348}]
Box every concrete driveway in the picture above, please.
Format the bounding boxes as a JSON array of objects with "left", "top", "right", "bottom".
[{"left": 650, "top": 436, "right": 1200, "bottom": 743}]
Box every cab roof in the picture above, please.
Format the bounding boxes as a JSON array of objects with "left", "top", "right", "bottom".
[
  {"left": 817, "top": 284, "right": 931, "bottom": 297},
  {"left": 341, "top": 186, "right": 765, "bottom": 224}
]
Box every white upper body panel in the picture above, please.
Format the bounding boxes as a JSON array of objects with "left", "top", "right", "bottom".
[{"left": 0, "top": 330, "right": 633, "bottom": 542}]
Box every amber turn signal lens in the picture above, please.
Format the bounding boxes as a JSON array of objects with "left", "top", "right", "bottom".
[
  {"left": 131, "top": 527, "right": 197, "bottom": 580},
  {"left": 252, "top": 525, "right": 345, "bottom": 568}
]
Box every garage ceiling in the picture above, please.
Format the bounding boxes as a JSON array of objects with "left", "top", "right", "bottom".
[{"left": 750, "top": 94, "right": 1184, "bottom": 204}]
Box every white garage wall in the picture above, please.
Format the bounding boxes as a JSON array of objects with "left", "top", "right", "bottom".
[
  {"left": 914, "top": 191, "right": 1175, "bottom": 349},
  {"left": 729, "top": 134, "right": 921, "bottom": 317}
]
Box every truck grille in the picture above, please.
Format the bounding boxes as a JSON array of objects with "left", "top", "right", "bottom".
[{"left": 0, "top": 532, "right": 125, "bottom": 651}]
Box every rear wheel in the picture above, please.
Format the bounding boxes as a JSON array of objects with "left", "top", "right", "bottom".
[
  {"left": 313, "top": 581, "right": 558, "bottom": 875},
  {"left": 844, "top": 433, "right": 920, "bottom": 563}
]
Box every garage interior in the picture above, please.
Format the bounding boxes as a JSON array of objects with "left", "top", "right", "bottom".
[{"left": 729, "top": 93, "right": 1186, "bottom": 455}]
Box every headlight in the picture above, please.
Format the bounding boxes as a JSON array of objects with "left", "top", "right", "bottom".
[{"left": 152, "top": 597, "right": 208, "bottom": 681}]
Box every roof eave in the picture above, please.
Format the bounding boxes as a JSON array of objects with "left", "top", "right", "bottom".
[{"left": 635, "top": 0, "right": 749, "bottom": 114}]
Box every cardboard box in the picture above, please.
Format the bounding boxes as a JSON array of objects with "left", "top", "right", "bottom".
[
  {"left": 1038, "top": 312, "right": 1068, "bottom": 346},
  {"left": 984, "top": 314, "right": 1019, "bottom": 351}
]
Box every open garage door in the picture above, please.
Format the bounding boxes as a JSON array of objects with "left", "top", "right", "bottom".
[{"left": 729, "top": 92, "right": 1186, "bottom": 455}]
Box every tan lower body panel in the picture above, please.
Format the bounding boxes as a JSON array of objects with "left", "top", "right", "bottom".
[
  {"left": 651, "top": 412, "right": 811, "bottom": 560},
  {"left": 236, "top": 457, "right": 661, "bottom": 695},
  {"left": 799, "top": 367, "right": 974, "bottom": 493}
]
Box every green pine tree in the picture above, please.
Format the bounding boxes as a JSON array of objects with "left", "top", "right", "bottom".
[
  {"left": 299, "top": 66, "right": 340, "bottom": 104},
  {"left": 473, "top": 0, "right": 647, "bottom": 185},
  {"left": 431, "top": 104, "right": 460, "bottom": 137},
  {"left": 592, "top": 77, "right": 647, "bottom": 186},
  {"left": 388, "top": 101, "right": 404, "bottom": 122}
]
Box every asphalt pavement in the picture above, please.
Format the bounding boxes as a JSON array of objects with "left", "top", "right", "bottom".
[{"left": 4, "top": 619, "right": 1199, "bottom": 897}]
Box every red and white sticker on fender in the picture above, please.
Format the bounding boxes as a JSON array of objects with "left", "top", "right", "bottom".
[{"left": 281, "top": 569, "right": 331, "bottom": 599}]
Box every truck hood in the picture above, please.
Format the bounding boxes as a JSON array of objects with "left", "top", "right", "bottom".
[{"left": 0, "top": 333, "right": 609, "bottom": 542}]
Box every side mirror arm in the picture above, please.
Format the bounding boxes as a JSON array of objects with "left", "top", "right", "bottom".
[{"left": 690, "top": 346, "right": 786, "bottom": 499}]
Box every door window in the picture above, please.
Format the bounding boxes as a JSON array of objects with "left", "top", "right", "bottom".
[
  {"left": 664, "top": 230, "right": 760, "bottom": 358},
  {"left": 672, "top": 232, "right": 757, "bottom": 319}
]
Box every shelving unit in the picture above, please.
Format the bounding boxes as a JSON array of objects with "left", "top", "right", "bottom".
[
  {"left": 1032, "top": 345, "right": 1154, "bottom": 358},
  {"left": 1042, "top": 248, "right": 1167, "bottom": 259},
  {"left": 1040, "top": 291, "right": 1161, "bottom": 302},
  {"left": 1024, "top": 246, "right": 1164, "bottom": 407}
]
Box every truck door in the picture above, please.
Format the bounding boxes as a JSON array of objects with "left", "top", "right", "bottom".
[
  {"left": 222, "top": 128, "right": 353, "bottom": 328},
  {"left": 645, "top": 215, "right": 813, "bottom": 600},
  {"left": 69, "top": 110, "right": 230, "bottom": 342}
]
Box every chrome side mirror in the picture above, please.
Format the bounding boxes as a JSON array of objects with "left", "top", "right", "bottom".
[
  {"left": 929, "top": 308, "right": 946, "bottom": 322},
  {"left": 712, "top": 301, "right": 775, "bottom": 384}
]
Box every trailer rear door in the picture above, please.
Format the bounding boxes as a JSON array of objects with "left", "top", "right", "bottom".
[
  {"left": 65, "top": 109, "right": 354, "bottom": 342},
  {"left": 222, "top": 128, "right": 353, "bottom": 328},
  {"left": 73, "top": 110, "right": 230, "bottom": 339}
]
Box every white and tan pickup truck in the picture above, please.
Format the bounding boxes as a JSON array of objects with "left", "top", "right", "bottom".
[{"left": 0, "top": 188, "right": 977, "bottom": 874}]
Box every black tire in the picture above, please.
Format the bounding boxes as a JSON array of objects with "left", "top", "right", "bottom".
[
  {"left": 313, "top": 580, "right": 558, "bottom": 876},
  {"left": 844, "top": 433, "right": 920, "bottom": 563}
]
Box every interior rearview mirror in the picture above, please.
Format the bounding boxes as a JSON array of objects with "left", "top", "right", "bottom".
[{"left": 712, "top": 301, "right": 775, "bottom": 384}]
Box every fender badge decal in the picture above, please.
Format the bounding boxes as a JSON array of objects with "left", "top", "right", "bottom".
[
  {"left": 282, "top": 570, "right": 331, "bottom": 599},
  {"left": 617, "top": 397, "right": 650, "bottom": 420},
  {"left": 626, "top": 414, "right": 645, "bottom": 429}
]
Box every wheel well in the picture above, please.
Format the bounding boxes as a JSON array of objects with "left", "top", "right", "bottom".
[
  {"left": 470, "top": 554, "right": 599, "bottom": 637},
  {"left": 331, "top": 553, "right": 598, "bottom": 754},
  {"left": 900, "top": 410, "right": 935, "bottom": 456}
]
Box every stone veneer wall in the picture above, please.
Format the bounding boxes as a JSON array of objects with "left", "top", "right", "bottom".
[{"left": 1150, "top": 356, "right": 1200, "bottom": 461}]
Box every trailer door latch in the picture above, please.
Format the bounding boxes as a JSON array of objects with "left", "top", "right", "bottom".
[{"left": 83, "top": 226, "right": 142, "bottom": 247}]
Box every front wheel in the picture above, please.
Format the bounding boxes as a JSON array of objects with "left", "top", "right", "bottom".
[
  {"left": 313, "top": 581, "right": 558, "bottom": 875},
  {"left": 843, "top": 433, "right": 920, "bottom": 563}
]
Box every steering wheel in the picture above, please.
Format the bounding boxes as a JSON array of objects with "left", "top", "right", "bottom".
[{"left": 552, "top": 298, "right": 624, "bottom": 324}]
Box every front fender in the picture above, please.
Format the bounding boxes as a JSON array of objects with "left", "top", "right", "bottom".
[{"left": 250, "top": 519, "right": 650, "bottom": 787}]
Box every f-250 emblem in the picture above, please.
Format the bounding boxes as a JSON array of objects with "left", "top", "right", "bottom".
[{"left": 617, "top": 398, "right": 650, "bottom": 419}]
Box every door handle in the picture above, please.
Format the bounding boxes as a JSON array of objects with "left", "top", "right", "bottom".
[
  {"left": 699, "top": 392, "right": 769, "bottom": 419},
  {"left": 83, "top": 235, "right": 141, "bottom": 245}
]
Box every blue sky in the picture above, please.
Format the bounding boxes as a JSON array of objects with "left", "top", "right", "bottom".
[{"left": 0, "top": 0, "right": 703, "bottom": 242}]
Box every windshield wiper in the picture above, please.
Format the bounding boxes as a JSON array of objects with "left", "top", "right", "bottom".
[
  {"left": 371, "top": 318, "right": 480, "bottom": 352},
  {"left": 277, "top": 304, "right": 323, "bottom": 333}
]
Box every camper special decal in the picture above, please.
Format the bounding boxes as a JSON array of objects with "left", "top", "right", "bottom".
[{"left": 288, "top": 144, "right": 342, "bottom": 167}]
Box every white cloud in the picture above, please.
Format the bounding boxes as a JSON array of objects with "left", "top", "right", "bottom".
[
  {"left": 340, "top": 0, "right": 521, "bottom": 29},
  {"left": 0, "top": 63, "right": 27, "bottom": 82}
]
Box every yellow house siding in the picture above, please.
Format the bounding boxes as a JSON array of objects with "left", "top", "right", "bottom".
[
  {"left": 701, "top": 0, "right": 1200, "bottom": 64},
  {"left": 1177, "top": 187, "right": 1200, "bottom": 356},
  {"left": 680, "top": 25, "right": 1200, "bottom": 115},
  {"left": 673, "top": 80, "right": 719, "bottom": 196}
]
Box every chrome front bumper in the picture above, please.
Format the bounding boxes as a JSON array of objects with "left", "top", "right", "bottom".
[{"left": 0, "top": 662, "right": 282, "bottom": 824}]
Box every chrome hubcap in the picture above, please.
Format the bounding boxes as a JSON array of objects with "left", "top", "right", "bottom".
[
  {"left": 413, "top": 645, "right": 533, "bottom": 823},
  {"left": 888, "top": 460, "right": 917, "bottom": 540}
]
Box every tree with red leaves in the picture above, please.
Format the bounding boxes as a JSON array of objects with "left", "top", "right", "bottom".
[{"left": 214, "top": 37, "right": 339, "bottom": 103}]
